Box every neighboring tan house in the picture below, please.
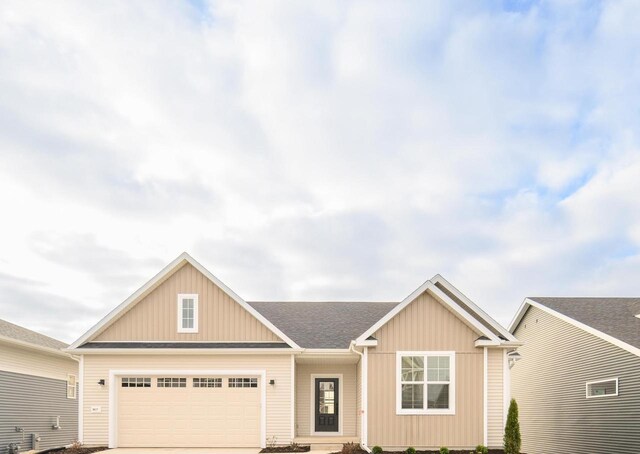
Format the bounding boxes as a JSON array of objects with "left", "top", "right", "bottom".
[
  {"left": 0, "top": 319, "right": 79, "bottom": 454},
  {"left": 68, "top": 252, "right": 520, "bottom": 451},
  {"left": 509, "top": 297, "right": 640, "bottom": 454}
]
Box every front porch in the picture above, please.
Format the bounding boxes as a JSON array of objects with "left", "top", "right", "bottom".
[{"left": 294, "top": 352, "right": 362, "bottom": 449}]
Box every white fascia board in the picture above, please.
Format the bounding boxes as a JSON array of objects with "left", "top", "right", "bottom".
[
  {"left": 356, "top": 277, "right": 500, "bottom": 344},
  {"left": 68, "top": 348, "right": 300, "bottom": 355},
  {"left": 431, "top": 274, "right": 518, "bottom": 342},
  {"left": 507, "top": 298, "right": 530, "bottom": 333},
  {"left": 354, "top": 339, "right": 378, "bottom": 347},
  {"left": 515, "top": 298, "right": 640, "bottom": 359},
  {"left": 69, "top": 252, "right": 301, "bottom": 350},
  {"left": 0, "top": 335, "right": 74, "bottom": 359}
]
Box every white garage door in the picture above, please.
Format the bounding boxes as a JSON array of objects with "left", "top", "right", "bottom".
[{"left": 117, "top": 375, "right": 261, "bottom": 447}]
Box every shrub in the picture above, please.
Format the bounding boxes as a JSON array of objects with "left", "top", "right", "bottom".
[
  {"left": 342, "top": 442, "right": 360, "bottom": 454},
  {"left": 406, "top": 448, "right": 416, "bottom": 454},
  {"left": 439, "top": 447, "right": 449, "bottom": 454},
  {"left": 372, "top": 446, "right": 383, "bottom": 454},
  {"left": 475, "top": 445, "right": 488, "bottom": 454},
  {"left": 504, "top": 398, "right": 522, "bottom": 454}
]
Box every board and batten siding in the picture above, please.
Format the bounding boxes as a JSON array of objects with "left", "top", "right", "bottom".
[
  {"left": 512, "top": 305, "right": 640, "bottom": 454},
  {"left": 81, "top": 354, "right": 293, "bottom": 446},
  {"left": 0, "top": 370, "right": 78, "bottom": 454},
  {"left": 486, "top": 348, "right": 504, "bottom": 448},
  {"left": 367, "top": 290, "right": 485, "bottom": 449},
  {"left": 94, "top": 263, "right": 280, "bottom": 342},
  {"left": 295, "top": 362, "right": 357, "bottom": 437}
]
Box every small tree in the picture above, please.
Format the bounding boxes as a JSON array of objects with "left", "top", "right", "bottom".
[{"left": 504, "top": 398, "right": 521, "bottom": 454}]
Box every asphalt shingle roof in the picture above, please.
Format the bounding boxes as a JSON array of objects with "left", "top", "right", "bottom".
[
  {"left": 529, "top": 297, "right": 640, "bottom": 350},
  {"left": 0, "top": 318, "right": 68, "bottom": 350},
  {"left": 247, "top": 301, "right": 399, "bottom": 349}
]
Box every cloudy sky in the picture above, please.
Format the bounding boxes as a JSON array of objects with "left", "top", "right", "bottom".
[{"left": 1, "top": 0, "right": 640, "bottom": 343}]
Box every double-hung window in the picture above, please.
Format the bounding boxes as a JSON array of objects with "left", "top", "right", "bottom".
[
  {"left": 67, "top": 374, "right": 77, "bottom": 399},
  {"left": 397, "top": 351, "right": 455, "bottom": 415},
  {"left": 177, "top": 293, "right": 198, "bottom": 333}
]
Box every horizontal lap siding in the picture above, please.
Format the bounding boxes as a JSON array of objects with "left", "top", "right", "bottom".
[
  {"left": 486, "top": 348, "right": 504, "bottom": 448},
  {"left": 512, "top": 306, "right": 640, "bottom": 454},
  {"left": 0, "top": 370, "right": 78, "bottom": 454},
  {"left": 295, "top": 363, "right": 357, "bottom": 437},
  {"left": 82, "top": 354, "right": 292, "bottom": 446},
  {"left": 94, "top": 264, "right": 280, "bottom": 342},
  {"left": 368, "top": 291, "right": 484, "bottom": 449},
  {"left": 0, "top": 343, "right": 77, "bottom": 381}
]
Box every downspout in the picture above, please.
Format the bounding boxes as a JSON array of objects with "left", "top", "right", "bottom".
[{"left": 349, "top": 341, "right": 371, "bottom": 453}]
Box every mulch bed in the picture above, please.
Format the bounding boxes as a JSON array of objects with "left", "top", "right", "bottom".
[
  {"left": 261, "top": 446, "right": 311, "bottom": 453},
  {"left": 330, "top": 450, "right": 509, "bottom": 454},
  {"left": 44, "top": 447, "right": 108, "bottom": 454}
]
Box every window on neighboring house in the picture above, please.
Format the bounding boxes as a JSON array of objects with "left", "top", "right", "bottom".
[
  {"left": 193, "top": 378, "right": 222, "bottom": 388},
  {"left": 177, "top": 293, "right": 198, "bottom": 333},
  {"left": 228, "top": 377, "right": 258, "bottom": 388},
  {"left": 157, "top": 377, "right": 187, "bottom": 388},
  {"left": 121, "top": 377, "right": 151, "bottom": 388},
  {"left": 397, "top": 351, "right": 455, "bottom": 415},
  {"left": 67, "top": 374, "right": 77, "bottom": 399},
  {"left": 586, "top": 378, "right": 618, "bottom": 398}
]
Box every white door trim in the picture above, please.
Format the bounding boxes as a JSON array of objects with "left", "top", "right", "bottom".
[
  {"left": 310, "top": 373, "right": 343, "bottom": 436},
  {"left": 108, "top": 369, "right": 266, "bottom": 449}
]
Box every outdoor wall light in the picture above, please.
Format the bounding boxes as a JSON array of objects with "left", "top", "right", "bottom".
[
  {"left": 269, "top": 379, "right": 276, "bottom": 385},
  {"left": 98, "top": 379, "right": 106, "bottom": 385}
]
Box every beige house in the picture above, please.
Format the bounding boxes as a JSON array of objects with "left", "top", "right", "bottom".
[{"left": 68, "top": 253, "right": 519, "bottom": 451}]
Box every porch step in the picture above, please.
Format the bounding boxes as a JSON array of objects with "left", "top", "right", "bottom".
[{"left": 310, "top": 443, "right": 343, "bottom": 451}]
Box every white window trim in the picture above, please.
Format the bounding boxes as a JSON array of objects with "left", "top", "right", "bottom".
[
  {"left": 67, "top": 374, "right": 77, "bottom": 399},
  {"left": 177, "top": 293, "right": 198, "bottom": 333},
  {"left": 396, "top": 351, "right": 456, "bottom": 415},
  {"left": 586, "top": 377, "right": 619, "bottom": 399}
]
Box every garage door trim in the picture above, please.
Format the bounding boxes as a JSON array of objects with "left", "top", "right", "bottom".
[{"left": 108, "top": 369, "right": 266, "bottom": 448}]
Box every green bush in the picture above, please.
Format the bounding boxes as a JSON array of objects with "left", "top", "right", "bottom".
[
  {"left": 475, "top": 445, "right": 488, "bottom": 454},
  {"left": 504, "top": 398, "right": 522, "bottom": 454},
  {"left": 439, "top": 447, "right": 449, "bottom": 454},
  {"left": 406, "top": 447, "right": 416, "bottom": 454},
  {"left": 372, "top": 446, "right": 383, "bottom": 454}
]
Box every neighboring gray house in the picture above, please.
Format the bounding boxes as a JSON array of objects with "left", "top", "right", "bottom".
[
  {"left": 0, "top": 319, "right": 78, "bottom": 454},
  {"left": 509, "top": 297, "right": 640, "bottom": 454}
]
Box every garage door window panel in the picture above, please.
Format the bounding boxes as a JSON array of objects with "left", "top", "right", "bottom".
[
  {"left": 157, "top": 377, "right": 187, "bottom": 388},
  {"left": 229, "top": 377, "right": 258, "bottom": 388}
]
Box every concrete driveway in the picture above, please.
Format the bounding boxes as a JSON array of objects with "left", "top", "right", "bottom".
[{"left": 106, "top": 449, "right": 334, "bottom": 454}]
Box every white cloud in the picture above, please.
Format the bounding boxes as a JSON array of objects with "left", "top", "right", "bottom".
[{"left": 1, "top": 0, "right": 640, "bottom": 342}]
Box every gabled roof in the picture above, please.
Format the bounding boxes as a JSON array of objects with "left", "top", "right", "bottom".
[
  {"left": 247, "top": 301, "right": 399, "bottom": 349},
  {"left": 509, "top": 297, "right": 640, "bottom": 358},
  {"left": 355, "top": 274, "right": 519, "bottom": 345},
  {"left": 0, "top": 318, "right": 69, "bottom": 356},
  {"left": 69, "top": 252, "right": 301, "bottom": 350}
]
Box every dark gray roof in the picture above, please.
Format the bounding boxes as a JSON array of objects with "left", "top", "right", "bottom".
[
  {"left": 529, "top": 297, "right": 640, "bottom": 350},
  {"left": 0, "top": 318, "right": 68, "bottom": 350},
  {"left": 247, "top": 301, "right": 399, "bottom": 349},
  {"left": 79, "top": 342, "right": 290, "bottom": 349}
]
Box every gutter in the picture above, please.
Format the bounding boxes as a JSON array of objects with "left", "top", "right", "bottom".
[{"left": 349, "top": 341, "right": 371, "bottom": 453}]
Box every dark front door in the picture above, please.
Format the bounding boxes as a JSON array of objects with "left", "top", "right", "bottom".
[{"left": 315, "top": 378, "right": 339, "bottom": 432}]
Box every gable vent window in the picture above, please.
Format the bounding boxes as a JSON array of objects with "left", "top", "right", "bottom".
[
  {"left": 193, "top": 378, "right": 222, "bottom": 388},
  {"left": 157, "top": 377, "right": 187, "bottom": 388},
  {"left": 396, "top": 351, "right": 455, "bottom": 415},
  {"left": 67, "top": 374, "right": 77, "bottom": 399},
  {"left": 586, "top": 378, "right": 618, "bottom": 398},
  {"left": 177, "top": 293, "right": 199, "bottom": 333},
  {"left": 229, "top": 377, "right": 258, "bottom": 388},
  {"left": 122, "top": 377, "right": 151, "bottom": 388}
]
